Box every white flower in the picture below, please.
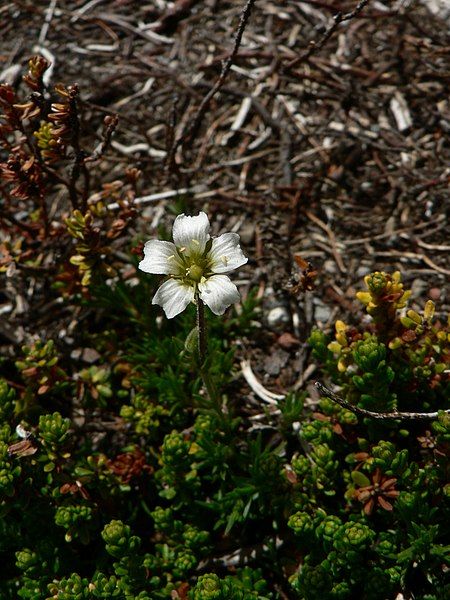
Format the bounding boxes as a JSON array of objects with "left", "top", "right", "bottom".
[{"left": 139, "top": 212, "right": 248, "bottom": 318}]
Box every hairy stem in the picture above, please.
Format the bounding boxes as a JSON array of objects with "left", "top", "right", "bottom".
[
  {"left": 196, "top": 295, "right": 207, "bottom": 365},
  {"left": 196, "top": 296, "right": 228, "bottom": 427}
]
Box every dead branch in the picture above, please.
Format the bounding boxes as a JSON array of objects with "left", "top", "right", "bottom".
[
  {"left": 286, "top": 0, "right": 372, "bottom": 71},
  {"left": 316, "top": 382, "right": 449, "bottom": 421},
  {"left": 166, "top": 0, "right": 257, "bottom": 169}
]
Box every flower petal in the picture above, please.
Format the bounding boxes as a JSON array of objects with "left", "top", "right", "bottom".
[
  {"left": 139, "top": 240, "right": 183, "bottom": 275},
  {"left": 208, "top": 232, "right": 248, "bottom": 273},
  {"left": 198, "top": 274, "right": 240, "bottom": 316},
  {"left": 152, "top": 279, "right": 194, "bottom": 318},
  {"left": 172, "top": 212, "right": 210, "bottom": 256}
]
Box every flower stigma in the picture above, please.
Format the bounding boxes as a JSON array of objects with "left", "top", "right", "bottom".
[{"left": 186, "top": 263, "right": 203, "bottom": 283}]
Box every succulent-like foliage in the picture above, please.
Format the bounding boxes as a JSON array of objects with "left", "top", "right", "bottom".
[
  {"left": 0, "top": 60, "right": 447, "bottom": 596},
  {"left": 0, "top": 269, "right": 448, "bottom": 598},
  {"left": 295, "top": 272, "right": 449, "bottom": 598}
]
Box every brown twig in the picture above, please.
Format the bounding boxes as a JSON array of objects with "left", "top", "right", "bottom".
[
  {"left": 285, "top": 0, "right": 371, "bottom": 71},
  {"left": 166, "top": 0, "right": 257, "bottom": 168},
  {"left": 315, "top": 382, "right": 449, "bottom": 421},
  {"left": 11, "top": 124, "right": 50, "bottom": 235},
  {"left": 305, "top": 210, "right": 346, "bottom": 273},
  {"left": 85, "top": 114, "right": 119, "bottom": 165}
]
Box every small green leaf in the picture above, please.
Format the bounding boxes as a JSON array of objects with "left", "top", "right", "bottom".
[
  {"left": 97, "top": 385, "right": 113, "bottom": 398},
  {"left": 184, "top": 327, "right": 199, "bottom": 354},
  {"left": 351, "top": 470, "right": 371, "bottom": 487},
  {"left": 74, "top": 467, "right": 93, "bottom": 477}
]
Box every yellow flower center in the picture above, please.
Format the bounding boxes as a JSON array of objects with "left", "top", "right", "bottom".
[{"left": 187, "top": 264, "right": 203, "bottom": 282}]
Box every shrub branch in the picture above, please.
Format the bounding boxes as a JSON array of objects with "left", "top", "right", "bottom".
[{"left": 315, "top": 382, "right": 449, "bottom": 421}]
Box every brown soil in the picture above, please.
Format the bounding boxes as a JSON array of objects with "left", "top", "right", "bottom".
[{"left": 1, "top": 0, "right": 449, "bottom": 389}]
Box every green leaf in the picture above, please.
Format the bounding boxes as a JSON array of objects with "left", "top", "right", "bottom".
[
  {"left": 351, "top": 471, "right": 371, "bottom": 487},
  {"left": 184, "top": 327, "right": 199, "bottom": 354}
]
